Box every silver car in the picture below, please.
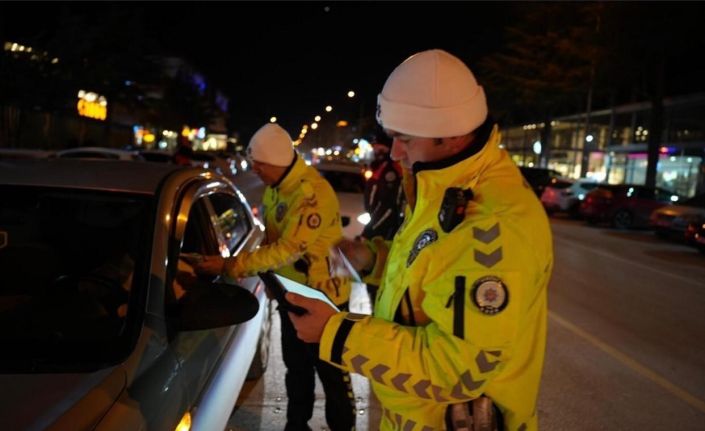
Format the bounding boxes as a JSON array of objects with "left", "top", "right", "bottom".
[{"left": 0, "top": 159, "right": 270, "bottom": 430}]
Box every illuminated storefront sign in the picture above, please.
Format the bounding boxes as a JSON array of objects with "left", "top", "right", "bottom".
[{"left": 77, "top": 90, "right": 107, "bottom": 121}]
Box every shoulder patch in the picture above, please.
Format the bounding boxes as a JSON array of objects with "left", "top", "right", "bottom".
[
  {"left": 471, "top": 276, "right": 508, "bottom": 315},
  {"left": 407, "top": 228, "right": 438, "bottom": 267}
]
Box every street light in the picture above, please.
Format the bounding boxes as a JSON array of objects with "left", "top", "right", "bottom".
[
  {"left": 314, "top": 115, "right": 321, "bottom": 122},
  {"left": 270, "top": 116, "right": 277, "bottom": 123},
  {"left": 325, "top": 105, "right": 333, "bottom": 112},
  {"left": 347, "top": 90, "right": 355, "bottom": 98}
]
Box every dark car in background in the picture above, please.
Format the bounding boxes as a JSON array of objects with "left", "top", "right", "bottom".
[
  {"left": 579, "top": 184, "right": 679, "bottom": 229},
  {"left": 685, "top": 217, "right": 705, "bottom": 253},
  {"left": 649, "top": 193, "right": 705, "bottom": 239},
  {"left": 519, "top": 166, "right": 561, "bottom": 197},
  {"left": 0, "top": 159, "right": 270, "bottom": 430}
]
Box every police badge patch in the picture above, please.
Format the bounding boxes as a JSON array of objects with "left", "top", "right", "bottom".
[
  {"left": 307, "top": 213, "right": 321, "bottom": 229},
  {"left": 406, "top": 229, "right": 438, "bottom": 267},
  {"left": 275, "top": 203, "right": 287, "bottom": 222},
  {"left": 471, "top": 276, "right": 508, "bottom": 315}
]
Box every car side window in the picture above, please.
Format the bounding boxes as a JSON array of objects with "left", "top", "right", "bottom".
[
  {"left": 170, "top": 198, "right": 220, "bottom": 304},
  {"left": 653, "top": 188, "right": 675, "bottom": 202},
  {"left": 208, "top": 192, "right": 251, "bottom": 253},
  {"left": 635, "top": 187, "right": 655, "bottom": 199}
]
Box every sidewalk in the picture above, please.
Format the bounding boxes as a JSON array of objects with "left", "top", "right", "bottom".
[{"left": 227, "top": 282, "right": 381, "bottom": 431}]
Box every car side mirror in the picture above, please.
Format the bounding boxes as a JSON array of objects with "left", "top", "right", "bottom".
[
  {"left": 174, "top": 281, "right": 259, "bottom": 331},
  {"left": 341, "top": 216, "right": 351, "bottom": 227}
]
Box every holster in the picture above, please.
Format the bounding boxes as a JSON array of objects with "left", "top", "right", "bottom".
[{"left": 446, "top": 396, "right": 498, "bottom": 431}]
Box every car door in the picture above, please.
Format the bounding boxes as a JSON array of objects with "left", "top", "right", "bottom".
[
  {"left": 165, "top": 182, "right": 267, "bottom": 431},
  {"left": 633, "top": 187, "right": 668, "bottom": 225}
]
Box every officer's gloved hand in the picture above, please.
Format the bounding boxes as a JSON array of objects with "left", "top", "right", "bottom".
[{"left": 337, "top": 237, "right": 374, "bottom": 273}]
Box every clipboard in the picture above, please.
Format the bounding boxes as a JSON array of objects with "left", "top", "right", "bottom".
[{"left": 258, "top": 271, "right": 340, "bottom": 315}]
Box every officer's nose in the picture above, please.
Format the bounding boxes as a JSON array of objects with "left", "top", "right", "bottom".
[{"left": 390, "top": 138, "right": 406, "bottom": 163}]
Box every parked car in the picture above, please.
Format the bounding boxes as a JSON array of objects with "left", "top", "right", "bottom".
[
  {"left": 138, "top": 149, "right": 174, "bottom": 163},
  {"left": 0, "top": 159, "right": 270, "bottom": 430},
  {"left": 540, "top": 177, "right": 599, "bottom": 215},
  {"left": 684, "top": 217, "right": 705, "bottom": 253},
  {"left": 315, "top": 160, "right": 368, "bottom": 238},
  {"left": 55, "top": 146, "right": 145, "bottom": 161},
  {"left": 649, "top": 193, "right": 705, "bottom": 239},
  {"left": 518, "top": 166, "right": 561, "bottom": 197},
  {"left": 579, "top": 184, "right": 679, "bottom": 229},
  {"left": 190, "top": 151, "right": 239, "bottom": 179}
]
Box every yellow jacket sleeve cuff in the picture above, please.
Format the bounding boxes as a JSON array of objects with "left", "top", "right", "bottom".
[{"left": 319, "top": 311, "right": 368, "bottom": 369}]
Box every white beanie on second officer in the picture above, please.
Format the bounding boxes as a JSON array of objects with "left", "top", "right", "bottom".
[
  {"left": 247, "top": 123, "right": 295, "bottom": 167},
  {"left": 376, "top": 49, "right": 487, "bottom": 138}
]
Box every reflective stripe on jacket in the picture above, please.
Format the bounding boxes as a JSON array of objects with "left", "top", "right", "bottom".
[
  {"left": 320, "top": 123, "right": 553, "bottom": 430},
  {"left": 225, "top": 155, "right": 351, "bottom": 305}
]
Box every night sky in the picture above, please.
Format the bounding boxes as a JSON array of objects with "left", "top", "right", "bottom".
[
  {"left": 169, "top": 2, "right": 510, "bottom": 138},
  {"left": 3, "top": 2, "right": 705, "bottom": 141},
  {"left": 1, "top": 2, "right": 510, "bottom": 138}
]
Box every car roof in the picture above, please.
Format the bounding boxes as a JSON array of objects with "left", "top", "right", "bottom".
[
  {"left": 0, "top": 159, "right": 192, "bottom": 195},
  {"left": 56, "top": 146, "right": 142, "bottom": 160}
]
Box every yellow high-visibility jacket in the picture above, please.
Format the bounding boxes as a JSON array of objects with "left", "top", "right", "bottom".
[
  {"left": 224, "top": 154, "right": 351, "bottom": 305},
  {"left": 320, "top": 123, "right": 553, "bottom": 430}
]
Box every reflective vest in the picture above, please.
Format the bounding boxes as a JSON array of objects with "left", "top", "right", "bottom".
[
  {"left": 320, "top": 124, "right": 553, "bottom": 430},
  {"left": 224, "top": 155, "right": 351, "bottom": 305}
]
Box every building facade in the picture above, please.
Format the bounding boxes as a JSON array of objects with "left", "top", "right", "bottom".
[{"left": 500, "top": 93, "right": 705, "bottom": 197}]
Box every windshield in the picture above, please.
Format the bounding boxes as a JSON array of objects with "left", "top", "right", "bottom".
[{"left": 0, "top": 185, "right": 153, "bottom": 372}]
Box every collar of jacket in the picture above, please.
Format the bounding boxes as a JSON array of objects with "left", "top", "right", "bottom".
[
  {"left": 273, "top": 153, "right": 307, "bottom": 193},
  {"left": 411, "top": 116, "right": 495, "bottom": 175},
  {"left": 410, "top": 119, "right": 501, "bottom": 209}
]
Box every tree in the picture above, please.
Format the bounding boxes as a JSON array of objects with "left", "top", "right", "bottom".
[{"left": 479, "top": 3, "right": 606, "bottom": 169}]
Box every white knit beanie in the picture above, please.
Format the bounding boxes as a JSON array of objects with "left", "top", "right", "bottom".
[
  {"left": 247, "top": 123, "right": 295, "bottom": 167},
  {"left": 376, "top": 49, "right": 488, "bottom": 138}
]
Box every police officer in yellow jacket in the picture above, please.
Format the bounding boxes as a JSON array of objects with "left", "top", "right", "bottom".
[
  {"left": 194, "top": 123, "right": 355, "bottom": 431},
  {"left": 287, "top": 50, "right": 553, "bottom": 431}
]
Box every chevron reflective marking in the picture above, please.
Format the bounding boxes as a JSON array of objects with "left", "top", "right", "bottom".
[
  {"left": 460, "top": 370, "right": 484, "bottom": 391},
  {"left": 474, "top": 247, "right": 503, "bottom": 268},
  {"left": 421, "top": 427, "right": 434, "bottom": 431},
  {"left": 350, "top": 355, "right": 369, "bottom": 374},
  {"left": 402, "top": 420, "right": 416, "bottom": 431},
  {"left": 487, "top": 350, "right": 501, "bottom": 357},
  {"left": 476, "top": 350, "right": 500, "bottom": 373},
  {"left": 370, "top": 364, "right": 390, "bottom": 384},
  {"left": 472, "top": 223, "right": 500, "bottom": 244},
  {"left": 395, "top": 413, "right": 403, "bottom": 428},
  {"left": 412, "top": 379, "right": 432, "bottom": 399},
  {"left": 431, "top": 385, "right": 448, "bottom": 402},
  {"left": 391, "top": 372, "right": 411, "bottom": 392},
  {"left": 450, "top": 381, "right": 473, "bottom": 400}
]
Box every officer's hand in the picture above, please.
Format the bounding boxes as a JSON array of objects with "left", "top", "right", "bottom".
[
  {"left": 192, "top": 255, "right": 226, "bottom": 276},
  {"left": 337, "top": 237, "right": 374, "bottom": 273},
  {"left": 286, "top": 292, "right": 337, "bottom": 343}
]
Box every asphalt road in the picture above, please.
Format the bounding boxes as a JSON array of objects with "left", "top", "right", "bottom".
[{"left": 226, "top": 208, "right": 705, "bottom": 430}]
